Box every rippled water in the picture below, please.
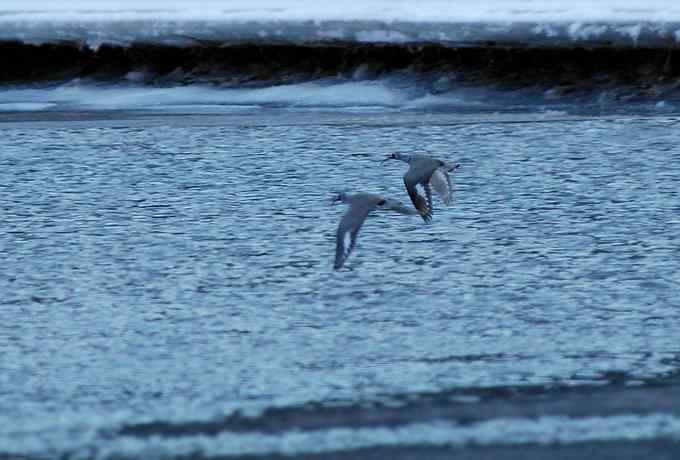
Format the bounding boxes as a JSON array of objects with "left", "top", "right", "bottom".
[{"left": 2, "top": 113, "right": 680, "bottom": 456}]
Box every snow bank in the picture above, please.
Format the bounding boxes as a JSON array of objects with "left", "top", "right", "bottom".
[{"left": 2, "top": 1, "right": 680, "bottom": 46}]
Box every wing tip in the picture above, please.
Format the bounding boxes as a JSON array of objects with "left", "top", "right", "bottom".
[{"left": 418, "top": 206, "right": 433, "bottom": 222}]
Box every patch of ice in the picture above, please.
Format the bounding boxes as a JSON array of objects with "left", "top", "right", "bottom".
[
  {"left": 0, "top": 102, "right": 56, "bottom": 111},
  {"left": 0, "top": 81, "right": 408, "bottom": 111}
]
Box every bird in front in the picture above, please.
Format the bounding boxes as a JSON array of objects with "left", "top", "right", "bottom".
[{"left": 331, "top": 191, "right": 419, "bottom": 270}]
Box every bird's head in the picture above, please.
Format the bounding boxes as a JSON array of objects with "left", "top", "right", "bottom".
[
  {"left": 440, "top": 161, "right": 461, "bottom": 172},
  {"left": 330, "top": 191, "right": 349, "bottom": 206},
  {"left": 380, "top": 152, "right": 407, "bottom": 165}
]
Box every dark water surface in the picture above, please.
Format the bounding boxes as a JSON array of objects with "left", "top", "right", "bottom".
[{"left": 1, "top": 112, "right": 680, "bottom": 457}]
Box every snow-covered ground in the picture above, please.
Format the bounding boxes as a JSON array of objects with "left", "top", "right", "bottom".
[
  {"left": 2, "top": 0, "right": 680, "bottom": 46},
  {"left": 5, "top": 0, "right": 680, "bottom": 22}
]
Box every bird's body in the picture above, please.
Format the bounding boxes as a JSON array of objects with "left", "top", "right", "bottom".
[
  {"left": 383, "top": 153, "right": 459, "bottom": 222},
  {"left": 332, "top": 192, "right": 418, "bottom": 270}
]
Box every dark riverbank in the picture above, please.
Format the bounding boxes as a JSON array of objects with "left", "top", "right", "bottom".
[{"left": 3, "top": 40, "right": 680, "bottom": 94}]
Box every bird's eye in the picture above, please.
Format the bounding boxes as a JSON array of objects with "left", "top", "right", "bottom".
[{"left": 377, "top": 199, "right": 386, "bottom": 206}]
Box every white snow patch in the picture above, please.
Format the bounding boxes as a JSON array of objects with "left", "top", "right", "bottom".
[
  {"left": 355, "top": 30, "right": 410, "bottom": 43},
  {"left": 567, "top": 22, "right": 610, "bottom": 41}
]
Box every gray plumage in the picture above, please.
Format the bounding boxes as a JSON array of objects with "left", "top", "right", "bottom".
[
  {"left": 382, "top": 153, "right": 460, "bottom": 222},
  {"left": 331, "top": 191, "right": 418, "bottom": 270}
]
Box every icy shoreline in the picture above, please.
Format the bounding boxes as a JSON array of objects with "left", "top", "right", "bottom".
[
  {"left": 4, "top": 1, "right": 680, "bottom": 112},
  {"left": 1, "top": 19, "right": 680, "bottom": 48},
  {"left": 3, "top": 1, "right": 680, "bottom": 47}
]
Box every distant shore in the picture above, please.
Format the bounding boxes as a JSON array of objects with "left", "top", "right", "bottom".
[{"left": 3, "top": 41, "right": 680, "bottom": 91}]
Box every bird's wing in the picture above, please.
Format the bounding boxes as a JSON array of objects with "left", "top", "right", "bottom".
[
  {"left": 430, "top": 168, "right": 452, "bottom": 206},
  {"left": 377, "top": 198, "right": 420, "bottom": 215},
  {"left": 424, "top": 181, "right": 433, "bottom": 216},
  {"left": 403, "top": 173, "right": 432, "bottom": 223},
  {"left": 334, "top": 201, "right": 373, "bottom": 270}
]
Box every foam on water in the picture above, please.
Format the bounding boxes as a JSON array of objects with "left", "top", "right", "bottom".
[
  {"left": 0, "top": 80, "right": 472, "bottom": 112},
  {"left": 0, "top": 79, "right": 672, "bottom": 115},
  {"left": 100, "top": 415, "right": 680, "bottom": 457},
  {"left": 4, "top": 413, "right": 680, "bottom": 459}
]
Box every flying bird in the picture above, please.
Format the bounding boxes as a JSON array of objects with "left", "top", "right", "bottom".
[
  {"left": 381, "top": 153, "right": 460, "bottom": 222},
  {"left": 331, "top": 192, "right": 419, "bottom": 270}
]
